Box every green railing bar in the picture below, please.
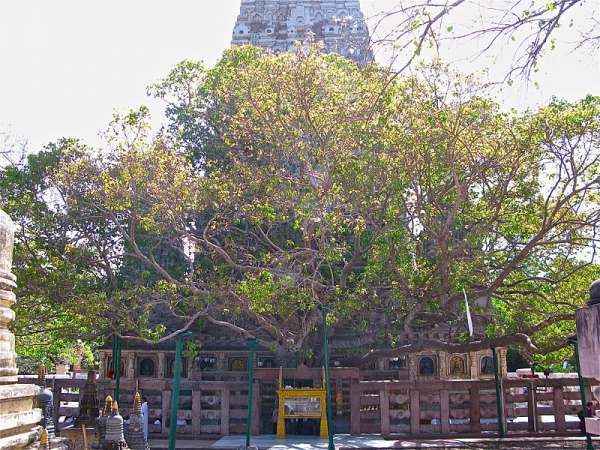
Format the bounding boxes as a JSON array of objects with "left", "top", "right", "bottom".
[
  {"left": 571, "top": 338, "right": 594, "bottom": 450},
  {"left": 492, "top": 347, "right": 505, "bottom": 437},
  {"left": 246, "top": 338, "right": 257, "bottom": 448},
  {"left": 321, "top": 305, "right": 335, "bottom": 450},
  {"left": 114, "top": 334, "right": 122, "bottom": 403},
  {"left": 169, "top": 332, "right": 192, "bottom": 450}
]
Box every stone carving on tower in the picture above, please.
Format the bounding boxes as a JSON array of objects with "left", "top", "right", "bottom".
[{"left": 232, "top": 0, "right": 372, "bottom": 65}]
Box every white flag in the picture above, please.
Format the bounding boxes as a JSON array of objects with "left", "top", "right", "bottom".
[{"left": 463, "top": 288, "right": 474, "bottom": 337}]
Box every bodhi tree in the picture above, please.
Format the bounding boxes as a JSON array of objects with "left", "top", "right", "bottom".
[{"left": 54, "top": 45, "right": 600, "bottom": 363}]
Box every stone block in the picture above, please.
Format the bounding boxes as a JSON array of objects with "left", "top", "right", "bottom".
[
  {"left": 576, "top": 304, "right": 600, "bottom": 378},
  {"left": 586, "top": 417, "right": 600, "bottom": 436}
]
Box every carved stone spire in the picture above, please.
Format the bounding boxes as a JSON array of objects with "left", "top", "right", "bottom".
[
  {"left": 133, "top": 392, "right": 142, "bottom": 414},
  {"left": 95, "top": 395, "right": 114, "bottom": 449},
  {"left": 0, "top": 208, "right": 18, "bottom": 384},
  {"left": 0, "top": 208, "right": 45, "bottom": 449},
  {"left": 103, "top": 395, "right": 114, "bottom": 417},
  {"left": 126, "top": 392, "right": 149, "bottom": 450},
  {"left": 105, "top": 400, "right": 129, "bottom": 449},
  {"left": 76, "top": 369, "right": 99, "bottom": 427},
  {"left": 231, "top": 0, "right": 372, "bottom": 65}
]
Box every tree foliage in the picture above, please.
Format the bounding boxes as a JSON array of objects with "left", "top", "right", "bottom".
[
  {"left": 373, "top": 0, "right": 599, "bottom": 79},
  {"left": 0, "top": 141, "right": 108, "bottom": 370},
  {"left": 51, "top": 45, "right": 600, "bottom": 362}
]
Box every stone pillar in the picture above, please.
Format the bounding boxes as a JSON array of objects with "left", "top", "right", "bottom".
[
  {"left": 99, "top": 351, "right": 107, "bottom": 379},
  {"left": 157, "top": 353, "right": 166, "bottom": 379},
  {"left": 438, "top": 352, "right": 448, "bottom": 379},
  {"left": 498, "top": 348, "right": 508, "bottom": 377},
  {"left": 0, "top": 208, "right": 42, "bottom": 449},
  {"left": 469, "top": 354, "right": 478, "bottom": 379},
  {"left": 216, "top": 352, "right": 226, "bottom": 371},
  {"left": 125, "top": 353, "right": 136, "bottom": 379}
]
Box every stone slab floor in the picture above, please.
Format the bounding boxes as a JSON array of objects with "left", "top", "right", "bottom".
[{"left": 147, "top": 434, "right": 600, "bottom": 450}]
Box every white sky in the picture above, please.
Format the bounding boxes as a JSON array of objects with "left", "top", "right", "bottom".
[{"left": 0, "top": 0, "right": 599, "bottom": 152}]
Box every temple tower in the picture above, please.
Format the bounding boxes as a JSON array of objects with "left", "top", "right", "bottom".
[
  {"left": 231, "top": 0, "right": 372, "bottom": 65},
  {"left": 0, "top": 208, "right": 42, "bottom": 449}
]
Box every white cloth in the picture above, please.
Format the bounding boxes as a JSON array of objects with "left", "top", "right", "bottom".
[{"left": 141, "top": 401, "right": 149, "bottom": 440}]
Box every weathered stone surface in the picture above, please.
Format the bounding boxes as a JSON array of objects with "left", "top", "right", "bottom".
[
  {"left": 232, "top": 0, "right": 372, "bottom": 65},
  {"left": 0, "top": 208, "right": 18, "bottom": 384},
  {"left": 59, "top": 427, "right": 95, "bottom": 450},
  {"left": 76, "top": 370, "right": 99, "bottom": 428},
  {"left": 576, "top": 303, "right": 600, "bottom": 378},
  {"left": 0, "top": 208, "right": 43, "bottom": 449},
  {"left": 0, "top": 208, "right": 15, "bottom": 274},
  {"left": 586, "top": 417, "right": 600, "bottom": 436},
  {"left": 0, "top": 427, "right": 40, "bottom": 450},
  {"left": 125, "top": 393, "right": 149, "bottom": 450}
]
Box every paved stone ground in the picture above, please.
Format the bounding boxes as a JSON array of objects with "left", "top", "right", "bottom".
[
  {"left": 150, "top": 435, "right": 600, "bottom": 449},
  {"left": 209, "top": 434, "right": 600, "bottom": 450},
  {"left": 149, "top": 438, "right": 216, "bottom": 449}
]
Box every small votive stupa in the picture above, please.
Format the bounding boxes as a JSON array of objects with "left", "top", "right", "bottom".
[
  {"left": 125, "top": 393, "right": 149, "bottom": 450},
  {"left": 103, "top": 400, "right": 129, "bottom": 450},
  {"left": 95, "top": 395, "right": 113, "bottom": 449},
  {"left": 76, "top": 370, "right": 99, "bottom": 427}
]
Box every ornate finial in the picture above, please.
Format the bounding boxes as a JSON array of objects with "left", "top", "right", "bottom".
[
  {"left": 112, "top": 400, "right": 119, "bottom": 415},
  {"left": 40, "top": 428, "right": 49, "bottom": 445},
  {"left": 103, "top": 395, "right": 113, "bottom": 416},
  {"left": 133, "top": 392, "right": 142, "bottom": 414},
  {"left": 38, "top": 364, "right": 46, "bottom": 384}
]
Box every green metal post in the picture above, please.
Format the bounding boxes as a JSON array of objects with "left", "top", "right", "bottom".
[
  {"left": 114, "top": 334, "right": 122, "bottom": 403},
  {"left": 572, "top": 340, "right": 595, "bottom": 450},
  {"left": 246, "top": 338, "right": 257, "bottom": 448},
  {"left": 492, "top": 348, "right": 505, "bottom": 437},
  {"left": 169, "top": 332, "right": 192, "bottom": 450},
  {"left": 321, "top": 305, "right": 335, "bottom": 450},
  {"left": 111, "top": 334, "right": 116, "bottom": 377}
]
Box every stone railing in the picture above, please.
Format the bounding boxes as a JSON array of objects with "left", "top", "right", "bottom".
[
  {"left": 351, "top": 376, "right": 598, "bottom": 437},
  {"left": 18, "top": 376, "right": 88, "bottom": 432},
  {"left": 97, "top": 378, "right": 261, "bottom": 437},
  {"left": 25, "top": 369, "right": 598, "bottom": 439},
  {"left": 96, "top": 373, "right": 598, "bottom": 438}
]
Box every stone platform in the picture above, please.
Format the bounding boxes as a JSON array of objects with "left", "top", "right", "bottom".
[{"left": 0, "top": 381, "right": 41, "bottom": 449}]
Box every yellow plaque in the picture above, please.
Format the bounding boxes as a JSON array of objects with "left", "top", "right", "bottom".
[{"left": 276, "top": 368, "right": 329, "bottom": 439}]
